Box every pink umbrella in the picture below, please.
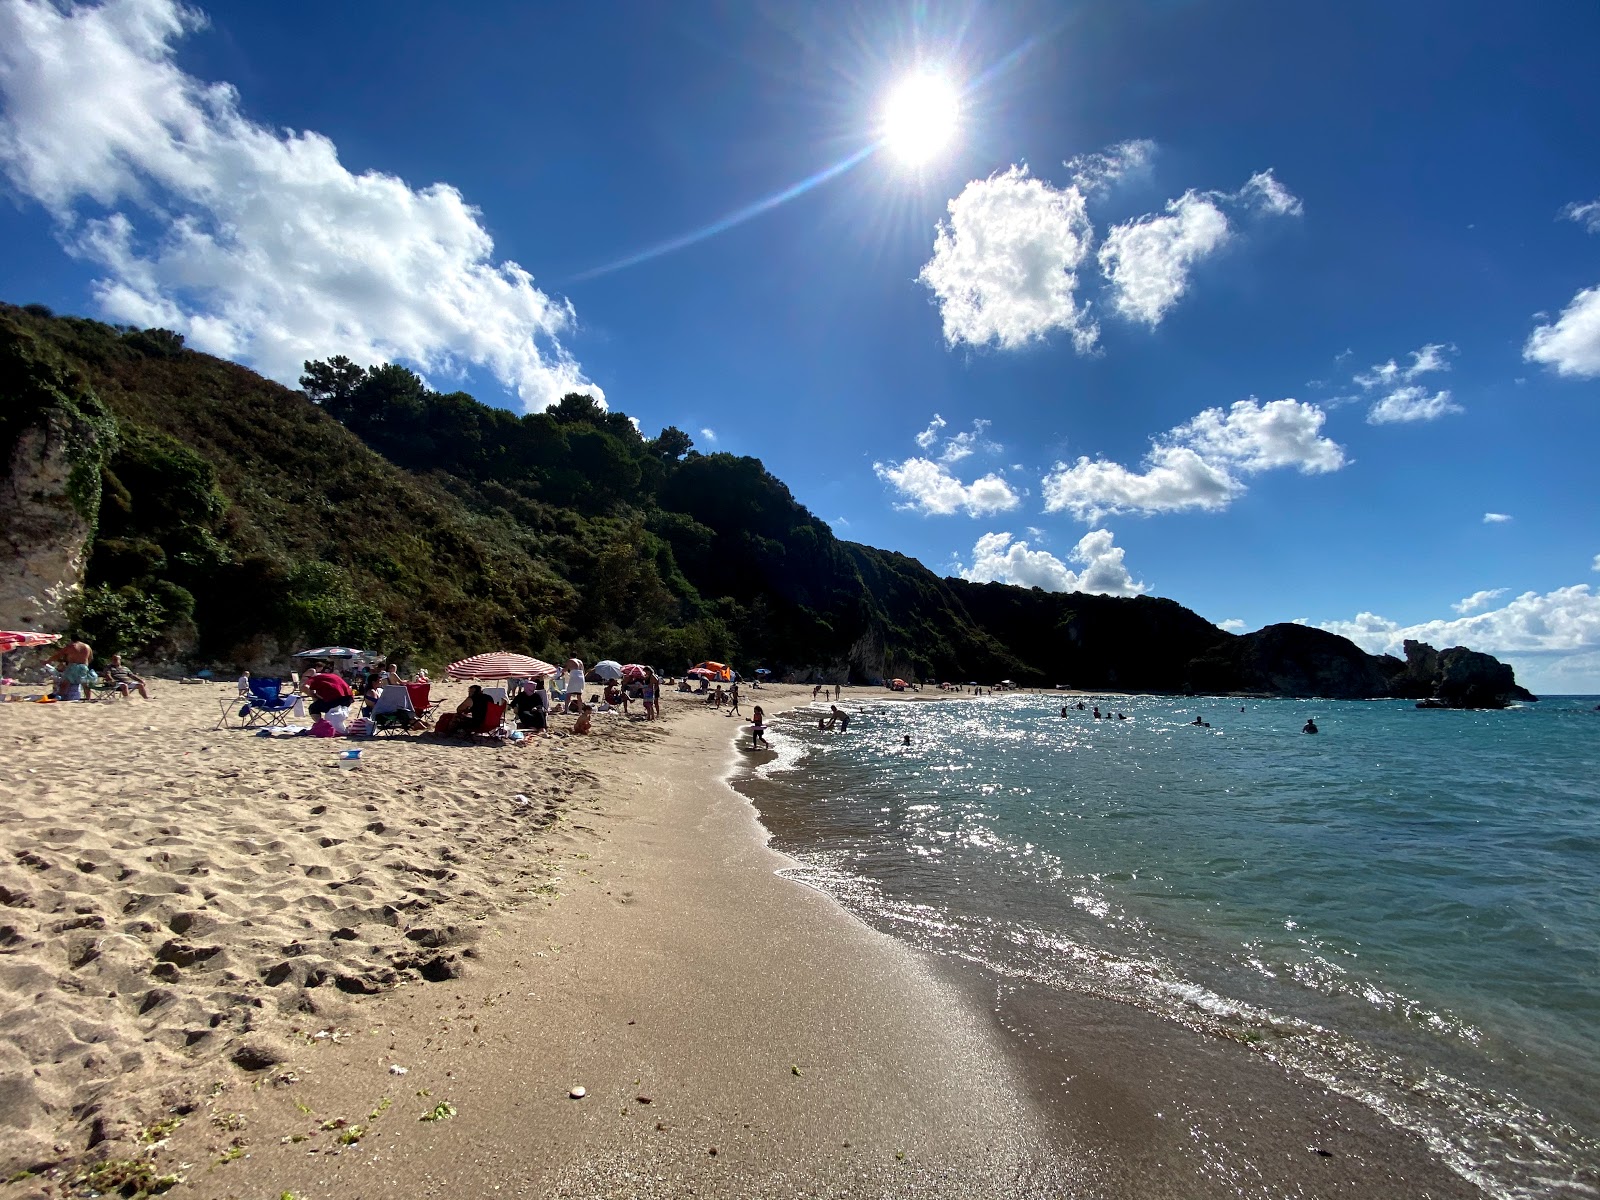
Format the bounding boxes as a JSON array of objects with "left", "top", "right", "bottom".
[
  {"left": 0, "top": 631, "right": 60, "bottom": 653},
  {"left": 620, "top": 663, "right": 648, "bottom": 681},
  {"left": 446, "top": 652, "right": 559, "bottom": 680}
]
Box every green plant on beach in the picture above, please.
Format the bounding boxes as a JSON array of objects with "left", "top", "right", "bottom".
[
  {"left": 419, "top": 1101, "right": 456, "bottom": 1122},
  {"left": 137, "top": 1115, "right": 185, "bottom": 1143},
  {"left": 66, "top": 1157, "right": 183, "bottom": 1196}
]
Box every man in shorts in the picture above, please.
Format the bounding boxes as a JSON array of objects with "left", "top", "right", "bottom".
[
  {"left": 101, "top": 654, "right": 151, "bottom": 699},
  {"left": 51, "top": 639, "right": 95, "bottom": 700}
]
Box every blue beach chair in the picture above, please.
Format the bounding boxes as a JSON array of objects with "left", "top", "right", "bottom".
[{"left": 217, "top": 677, "right": 298, "bottom": 729}]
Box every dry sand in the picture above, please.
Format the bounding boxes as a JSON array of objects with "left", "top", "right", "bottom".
[{"left": 0, "top": 680, "right": 1476, "bottom": 1199}]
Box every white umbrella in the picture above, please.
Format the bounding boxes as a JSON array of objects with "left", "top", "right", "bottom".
[{"left": 592, "top": 660, "right": 623, "bottom": 680}]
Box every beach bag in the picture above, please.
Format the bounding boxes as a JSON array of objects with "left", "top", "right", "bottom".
[
  {"left": 310, "top": 718, "right": 338, "bottom": 738},
  {"left": 325, "top": 705, "right": 350, "bottom": 734}
]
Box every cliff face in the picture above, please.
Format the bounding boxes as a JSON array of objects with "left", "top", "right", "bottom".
[{"left": 0, "top": 328, "right": 115, "bottom": 633}]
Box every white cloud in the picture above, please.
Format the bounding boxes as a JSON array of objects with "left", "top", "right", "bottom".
[
  {"left": 915, "top": 414, "right": 947, "bottom": 450},
  {"left": 1524, "top": 285, "right": 1600, "bottom": 379},
  {"left": 1562, "top": 199, "right": 1600, "bottom": 234},
  {"left": 1041, "top": 398, "right": 1343, "bottom": 521},
  {"left": 699, "top": 427, "right": 717, "bottom": 442},
  {"left": 939, "top": 419, "right": 993, "bottom": 464},
  {"left": 1483, "top": 512, "right": 1512, "bottom": 524},
  {"left": 1354, "top": 343, "right": 1459, "bottom": 423},
  {"left": 1065, "top": 138, "right": 1157, "bottom": 195},
  {"left": 1217, "top": 618, "right": 1247, "bottom": 631},
  {"left": 918, "top": 165, "right": 1099, "bottom": 352},
  {"left": 1320, "top": 586, "right": 1600, "bottom": 691},
  {"left": 958, "top": 529, "right": 1146, "bottom": 596},
  {"left": 1097, "top": 191, "right": 1231, "bottom": 325},
  {"left": 1453, "top": 588, "right": 1507, "bottom": 614},
  {"left": 0, "top": 0, "right": 597, "bottom": 410},
  {"left": 1367, "top": 385, "right": 1462, "bottom": 424},
  {"left": 1593, "top": 554, "right": 1600, "bottom": 572},
  {"left": 1096, "top": 170, "right": 1301, "bottom": 327},
  {"left": 1240, "top": 169, "right": 1303, "bottom": 217},
  {"left": 873, "top": 457, "right": 1020, "bottom": 517}
]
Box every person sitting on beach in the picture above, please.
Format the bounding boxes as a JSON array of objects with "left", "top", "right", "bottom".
[
  {"left": 100, "top": 654, "right": 151, "bottom": 700},
  {"left": 457, "top": 684, "right": 491, "bottom": 730},
  {"left": 603, "top": 681, "right": 631, "bottom": 715},
  {"left": 750, "top": 705, "right": 768, "bottom": 748},
  {"left": 573, "top": 702, "right": 593, "bottom": 735},
  {"left": 302, "top": 668, "right": 354, "bottom": 717},
  {"left": 512, "top": 682, "right": 550, "bottom": 732}
]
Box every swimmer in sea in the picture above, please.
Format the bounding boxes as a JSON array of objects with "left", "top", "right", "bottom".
[{"left": 1303, "top": 718, "right": 1318, "bottom": 734}]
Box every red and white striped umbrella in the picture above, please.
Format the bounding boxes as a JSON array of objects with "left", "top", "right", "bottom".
[
  {"left": 0, "top": 631, "right": 60, "bottom": 653},
  {"left": 446, "top": 652, "right": 559, "bottom": 680},
  {"left": 620, "top": 663, "right": 649, "bottom": 681}
]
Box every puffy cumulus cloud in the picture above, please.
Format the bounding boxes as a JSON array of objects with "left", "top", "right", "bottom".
[
  {"left": 873, "top": 457, "right": 1020, "bottom": 517},
  {"left": 1217, "top": 618, "right": 1247, "bottom": 631},
  {"left": 958, "top": 529, "right": 1146, "bottom": 596},
  {"left": 1367, "top": 385, "right": 1462, "bottom": 424},
  {"left": 1320, "top": 586, "right": 1600, "bottom": 691},
  {"left": 1065, "top": 138, "right": 1157, "bottom": 195},
  {"left": 1354, "top": 342, "right": 1459, "bottom": 424},
  {"left": 1594, "top": 554, "right": 1600, "bottom": 572},
  {"left": 1483, "top": 512, "right": 1512, "bottom": 524},
  {"left": 1524, "top": 285, "right": 1600, "bottom": 379},
  {"left": 1097, "top": 191, "right": 1230, "bottom": 325},
  {"left": 0, "top": 0, "right": 597, "bottom": 410},
  {"left": 1097, "top": 169, "right": 1301, "bottom": 327},
  {"left": 1562, "top": 199, "right": 1600, "bottom": 234},
  {"left": 699, "top": 427, "right": 717, "bottom": 442},
  {"left": 1453, "top": 588, "right": 1507, "bottom": 614},
  {"left": 1041, "top": 398, "right": 1343, "bottom": 521},
  {"left": 918, "top": 165, "right": 1099, "bottom": 352}
]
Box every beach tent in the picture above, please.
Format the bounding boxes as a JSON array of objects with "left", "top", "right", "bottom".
[
  {"left": 446, "top": 652, "right": 559, "bottom": 680},
  {"left": 0, "top": 631, "right": 60, "bottom": 653},
  {"left": 690, "top": 661, "right": 733, "bottom": 683}
]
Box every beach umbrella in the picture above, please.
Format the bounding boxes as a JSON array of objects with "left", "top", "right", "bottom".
[
  {"left": 754, "top": 668, "right": 771, "bottom": 676},
  {"left": 0, "top": 631, "right": 60, "bottom": 653},
  {"left": 294, "top": 646, "right": 373, "bottom": 660},
  {"left": 620, "top": 663, "right": 648, "bottom": 682},
  {"left": 891, "top": 678, "right": 908, "bottom": 687},
  {"left": 592, "top": 660, "right": 623, "bottom": 680},
  {"left": 446, "top": 652, "right": 559, "bottom": 680}
]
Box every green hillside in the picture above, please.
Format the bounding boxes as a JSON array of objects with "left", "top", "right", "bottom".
[{"left": 3, "top": 301, "right": 1511, "bottom": 699}]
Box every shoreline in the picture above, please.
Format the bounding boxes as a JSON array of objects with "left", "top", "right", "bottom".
[
  {"left": 0, "top": 683, "right": 1492, "bottom": 1196},
  {"left": 732, "top": 695, "right": 1486, "bottom": 1200}
]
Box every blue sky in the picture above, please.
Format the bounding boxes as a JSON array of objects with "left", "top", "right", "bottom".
[{"left": 2, "top": 0, "right": 1598, "bottom": 691}]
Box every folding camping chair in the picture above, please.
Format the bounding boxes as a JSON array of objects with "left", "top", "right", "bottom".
[
  {"left": 370, "top": 684, "right": 419, "bottom": 735},
  {"left": 405, "top": 681, "right": 440, "bottom": 727},
  {"left": 219, "top": 677, "right": 298, "bottom": 729}
]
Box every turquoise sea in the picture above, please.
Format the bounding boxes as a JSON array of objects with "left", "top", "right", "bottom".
[{"left": 740, "top": 693, "right": 1600, "bottom": 1199}]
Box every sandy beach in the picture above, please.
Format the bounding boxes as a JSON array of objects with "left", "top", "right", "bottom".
[{"left": 0, "top": 680, "right": 1477, "bottom": 1198}]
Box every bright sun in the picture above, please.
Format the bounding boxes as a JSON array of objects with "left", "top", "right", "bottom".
[{"left": 880, "top": 71, "right": 959, "bottom": 166}]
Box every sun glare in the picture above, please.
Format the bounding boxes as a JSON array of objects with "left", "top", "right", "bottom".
[{"left": 880, "top": 71, "right": 960, "bottom": 166}]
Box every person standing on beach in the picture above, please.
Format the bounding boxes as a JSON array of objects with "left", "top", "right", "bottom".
[
  {"left": 50, "top": 638, "right": 95, "bottom": 700},
  {"left": 729, "top": 680, "right": 742, "bottom": 716},
  {"left": 834, "top": 683, "right": 841, "bottom": 700},
  {"left": 566, "top": 659, "right": 585, "bottom": 713}
]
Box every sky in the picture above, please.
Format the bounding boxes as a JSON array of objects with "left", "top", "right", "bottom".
[{"left": 1, "top": 0, "right": 1598, "bottom": 692}]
